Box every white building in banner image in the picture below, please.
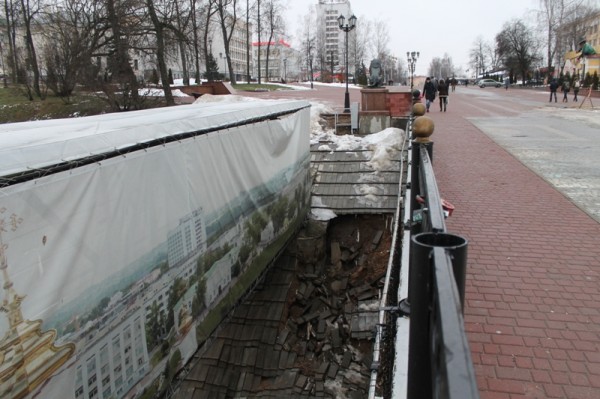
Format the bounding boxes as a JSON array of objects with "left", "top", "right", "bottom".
[
  {"left": 167, "top": 208, "right": 207, "bottom": 267},
  {"left": 74, "top": 309, "right": 149, "bottom": 399}
]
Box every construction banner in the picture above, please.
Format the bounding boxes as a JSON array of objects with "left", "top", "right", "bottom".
[{"left": 0, "top": 100, "right": 311, "bottom": 399}]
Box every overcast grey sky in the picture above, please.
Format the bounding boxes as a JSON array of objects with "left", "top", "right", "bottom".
[{"left": 283, "top": 0, "right": 539, "bottom": 76}]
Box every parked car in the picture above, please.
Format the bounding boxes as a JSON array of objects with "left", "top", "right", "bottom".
[{"left": 477, "top": 79, "right": 502, "bottom": 88}]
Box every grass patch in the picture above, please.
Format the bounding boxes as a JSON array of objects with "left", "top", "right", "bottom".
[
  {"left": 232, "top": 83, "right": 293, "bottom": 92},
  {"left": 0, "top": 85, "right": 112, "bottom": 123}
]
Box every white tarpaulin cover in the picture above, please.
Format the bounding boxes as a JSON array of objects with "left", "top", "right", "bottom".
[
  {"left": 0, "top": 100, "right": 311, "bottom": 399},
  {"left": 0, "top": 100, "right": 310, "bottom": 177}
]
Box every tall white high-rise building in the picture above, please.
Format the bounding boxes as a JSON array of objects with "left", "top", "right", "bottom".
[{"left": 315, "top": 0, "right": 353, "bottom": 75}]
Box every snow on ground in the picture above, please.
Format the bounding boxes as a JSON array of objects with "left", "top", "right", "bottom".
[
  {"left": 537, "top": 106, "right": 600, "bottom": 127},
  {"left": 139, "top": 88, "right": 189, "bottom": 97}
]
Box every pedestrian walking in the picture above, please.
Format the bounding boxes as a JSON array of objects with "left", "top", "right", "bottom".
[
  {"left": 451, "top": 77, "right": 457, "bottom": 92},
  {"left": 549, "top": 79, "right": 558, "bottom": 102},
  {"left": 561, "top": 80, "right": 570, "bottom": 102},
  {"left": 438, "top": 79, "right": 449, "bottom": 112},
  {"left": 504, "top": 77, "right": 509, "bottom": 90},
  {"left": 423, "top": 77, "right": 436, "bottom": 113},
  {"left": 573, "top": 80, "right": 580, "bottom": 102}
]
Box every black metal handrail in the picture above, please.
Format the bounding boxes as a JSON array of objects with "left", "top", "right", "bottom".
[{"left": 405, "top": 141, "right": 479, "bottom": 399}]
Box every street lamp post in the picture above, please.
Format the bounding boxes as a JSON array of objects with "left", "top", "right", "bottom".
[
  {"left": 406, "top": 51, "right": 419, "bottom": 91},
  {"left": 338, "top": 14, "right": 356, "bottom": 111}
]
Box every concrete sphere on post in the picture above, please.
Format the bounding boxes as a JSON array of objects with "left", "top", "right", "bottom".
[
  {"left": 413, "top": 116, "right": 434, "bottom": 143},
  {"left": 412, "top": 102, "right": 426, "bottom": 116}
]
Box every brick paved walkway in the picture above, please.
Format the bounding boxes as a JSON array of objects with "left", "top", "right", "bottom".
[{"left": 429, "top": 89, "right": 600, "bottom": 398}]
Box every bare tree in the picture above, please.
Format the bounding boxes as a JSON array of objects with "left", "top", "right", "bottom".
[
  {"left": 145, "top": 0, "right": 175, "bottom": 105},
  {"left": 256, "top": 0, "right": 261, "bottom": 83},
  {"left": 263, "top": 0, "right": 282, "bottom": 81},
  {"left": 104, "top": 0, "right": 143, "bottom": 110},
  {"left": 245, "top": 0, "right": 250, "bottom": 82},
  {"left": 190, "top": 0, "right": 201, "bottom": 83},
  {"left": 216, "top": 0, "right": 239, "bottom": 83},
  {"left": 202, "top": 0, "right": 218, "bottom": 81},
  {"left": 496, "top": 19, "right": 541, "bottom": 82},
  {"left": 172, "top": 0, "right": 193, "bottom": 86},
  {"left": 350, "top": 16, "right": 369, "bottom": 78},
  {"left": 299, "top": 10, "right": 315, "bottom": 86},
  {"left": 3, "top": 0, "right": 21, "bottom": 84},
  {"left": 469, "top": 36, "right": 491, "bottom": 77},
  {"left": 428, "top": 54, "right": 455, "bottom": 79},
  {"left": 19, "top": 0, "right": 43, "bottom": 98},
  {"left": 371, "top": 19, "right": 389, "bottom": 60},
  {"left": 537, "top": 0, "right": 583, "bottom": 76},
  {"left": 41, "top": 0, "right": 106, "bottom": 98}
]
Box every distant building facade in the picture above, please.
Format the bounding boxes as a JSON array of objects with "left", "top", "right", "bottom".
[
  {"left": 315, "top": 0, "right": 354, "bottom": 78},
  {"left": 558, "top": 11, "right": 600, "bottom": 79},
  {"left": 253, "top": 38, "right": 301, "bottom": 82}
]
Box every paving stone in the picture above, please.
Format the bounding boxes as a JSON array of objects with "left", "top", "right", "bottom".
[
  {"left": 243, "top": 347, "right": 257, "bottom": 367},
  {"left": 342, "top": 350, "right": 353, "bottom": 368},
  {"left": 372, "top": 229, "right": 384, "bottom": 246},
  {"left": 278, "top": 369, "right": 298, "bottom": 389},
  {"left": 295, "top": 374, "right": 308, "bottom": 392},
  {"left": 261, "top": 326, "right": 278, "bottom": 346},
  {"left": 331, "top": 327, "right": 342, "bottom": 349},
  {"left": 276, "top": 327, "right": 290, "bottom": 348},
  {"left": 349, "top": 283, "right": 372, "bottom": 297},
  {"left": 278, "top": 350, "right": 289, "bottom": 370},
  {"left": 316, "top": 361, "right": 329, "bottom": 381},
  {"left": 357, "top": 288, "right": 378, "bottom": 301},
  {"left": 205, "top": 339, "right": 225, "bottom": 360},
  {"left": 327, "top": 362, "right": 339, "bottom": 379},
  {"left": 316, "top": 319, "right": 327, "bottom": 340},
  {"left": 315, "top": 381, "right": 325, "bottom": 397}
]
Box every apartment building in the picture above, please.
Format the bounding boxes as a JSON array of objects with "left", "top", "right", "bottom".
[{"left": 316, "top": 0, "right": 354, "bottom": 76}]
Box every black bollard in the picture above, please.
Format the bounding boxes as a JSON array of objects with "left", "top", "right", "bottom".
[{"left": 407, "top": 231, "right": 468, "bottom": 399}]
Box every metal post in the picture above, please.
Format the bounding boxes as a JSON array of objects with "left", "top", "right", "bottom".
[
  {"left": 344, "top": 31, "right": 350, "bottom": 110},
  {"left": 407, "top": 51, "right": 419, "bottom": 91},
  {"left": 338, "top": 14, "right": 356, "bottom": 112},
  {"left": 407, "top": 232, "right": 469, "bottom": 399},
  {"left": 407, "top": 233, "right": 434, "bottom": 399},
  {"left": 410, "top": 141, "right": 434, "bottom": 234}
]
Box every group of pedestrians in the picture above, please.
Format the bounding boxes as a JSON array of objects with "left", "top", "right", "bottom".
[
  {"left": 548, "top": 79, "right": 581, "bottom": 103},
  {"left": 422, "top": 77, "right": 454, "bottom": 113}
]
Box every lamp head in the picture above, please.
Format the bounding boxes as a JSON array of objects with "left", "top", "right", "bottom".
[
  {"left": 349, "top": 15, "right": 357, "bottom": 29},
  {"left": 337, "top": 14, "right": 345, "bottom": 29}
]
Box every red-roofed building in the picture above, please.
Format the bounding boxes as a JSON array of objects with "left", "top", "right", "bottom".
[{"left": 252, "top": 38, "right": 301, "bottom": 82}]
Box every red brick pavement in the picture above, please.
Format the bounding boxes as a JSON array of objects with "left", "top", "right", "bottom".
[{"left": 428, "top": 88, "right": 600, "bottom": 398}]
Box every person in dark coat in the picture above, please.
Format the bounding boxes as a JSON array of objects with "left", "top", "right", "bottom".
[
  {"left": 438, "top": 79, "right": 449, "bottom": 112},
  {"left": 561, "top": 80, "right": 570, "bottom": 102},
  {"left": 573, "top": 80, "right": 580, "bottom": 102},
  {"left": 423, "top": 77, "right": 436, "bottom": 112},
  {"left": 450, "top": 77, "right": 457, "bottom": 92},
  {"left": 549, "top": 79, "right": 558, "bottom": 102}
]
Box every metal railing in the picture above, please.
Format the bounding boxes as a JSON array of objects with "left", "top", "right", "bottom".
[{"left": 403, "top": 142, "right": 479, "bottom": 399}]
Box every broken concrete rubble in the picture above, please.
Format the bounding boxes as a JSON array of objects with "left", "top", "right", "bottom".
[{"left": 175, "top": 214, "right": 392, "bottom": 398}]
